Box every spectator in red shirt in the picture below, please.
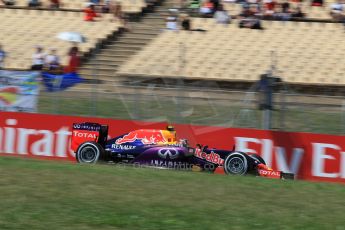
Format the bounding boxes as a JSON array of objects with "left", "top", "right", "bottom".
[
  {"left": 311, "top": 0, "right": 323, "bottom": 6},
  {"left": 263, "top": 0, "right": 276, "bottom": 17},
  {"left": 84, "top": 4, "right": 99, "bottom": 21},
  {"left": 64, "top": 47, "right": 80, "bottom": 73},
  {"left": 50, "top": 0, "right": 60, "bottom": 8}
]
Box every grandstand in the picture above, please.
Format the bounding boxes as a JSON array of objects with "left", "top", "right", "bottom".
[
  {"left": 0, "top": 0, "right": 345, "bottom": 88},
  {"left": 118, "top": 18, "right": 345, "bottom": 86},
  {"left": 0, "top": 0, "right": 148, "bottom": 14},
  {"left": 0, "top": 0, "right": 344, "bottom": 134},
  {"left": 0, "top": 8, "right": 121, "bottom": 69},
  {"left": 222, "top": 1, "right": 333, "bottom": 20}
]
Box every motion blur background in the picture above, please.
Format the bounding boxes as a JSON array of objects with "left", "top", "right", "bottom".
[
  {"left": 2, "top": 2, "right": 345, "bottom": 229},
  {"left": 1, "top": 0, "right": 345, "bottom": 134}
]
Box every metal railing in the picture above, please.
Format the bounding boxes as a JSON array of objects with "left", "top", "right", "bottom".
[{"left": 36, "top": 79, "right": 345, "bottom": 135}]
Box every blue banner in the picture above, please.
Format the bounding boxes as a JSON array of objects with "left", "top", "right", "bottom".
[{"left": 42, "top": 72, "right": 84, "bottom": 92}]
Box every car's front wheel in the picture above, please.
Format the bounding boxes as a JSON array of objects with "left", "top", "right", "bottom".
[
  {"left": 223, "top": 152, "right": 248, "bottom": 175},
  {"left": 76, "top": 142, "right": 103, "bottom": 164}
]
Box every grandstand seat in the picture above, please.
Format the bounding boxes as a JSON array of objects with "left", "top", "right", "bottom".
[{"left": 118, "top": 18, "right": 345, "bottom": 86}]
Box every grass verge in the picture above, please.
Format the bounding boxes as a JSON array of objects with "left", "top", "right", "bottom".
[{"left": 0, "top": 156, "right": 345, "bottom": 230}]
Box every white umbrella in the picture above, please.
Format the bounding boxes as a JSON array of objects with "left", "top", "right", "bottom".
[{"left": 57, "top": 32, "right": 86, "bottom": 43}]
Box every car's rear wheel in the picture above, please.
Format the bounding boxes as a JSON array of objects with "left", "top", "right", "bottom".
[
  {"left": 224, "top": 152, "right": 248, "bottom": 175},
  {"left": 76, "top": 142, "right": 103, "bottom": 164}
]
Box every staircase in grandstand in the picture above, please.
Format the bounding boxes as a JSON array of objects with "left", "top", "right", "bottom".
[{"left": 77, "top": 0, "right": 178, "bottom": 90}]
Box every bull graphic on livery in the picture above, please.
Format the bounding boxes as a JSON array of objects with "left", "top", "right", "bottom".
[
  {"left": 115, "top": 130, "right": 170, "bottom": 145},
  {"left": 71, "top": 122, "right": 294, "bottom": 180}
]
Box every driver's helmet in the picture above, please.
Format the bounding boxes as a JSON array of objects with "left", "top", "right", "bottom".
[
  {"left": 179, "top": 139, "right": 189, "bottom": 147},
  {"left": 161, "top": 125, "right": 177, "bottom": 144},
  {"left": 166, "top": 125, "right": 175, "bottom": 131}
]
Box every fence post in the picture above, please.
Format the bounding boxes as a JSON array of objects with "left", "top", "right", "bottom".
[
  {"left": 341, "top": 100, "right": 345, "bottom": 134},
  {"left": 262, "top": 109, "right": 271, "bottom": 130},
  {"left": 53, "top": 75, "right": 63, "bottom": 114},
  {"left": 90, "top": 43, "right": 99, "bottom": 116},
  {"left": 279, "top": 88, "right": 286, "bottom": 130}
]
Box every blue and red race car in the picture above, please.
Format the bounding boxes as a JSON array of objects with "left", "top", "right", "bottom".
[{"left": 71, "top": 122, "right": 294, "bottom": 179}]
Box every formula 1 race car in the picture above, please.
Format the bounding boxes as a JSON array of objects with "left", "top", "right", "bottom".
[{"left": 71, "top": 122, "right": 294, "bottom": 179}]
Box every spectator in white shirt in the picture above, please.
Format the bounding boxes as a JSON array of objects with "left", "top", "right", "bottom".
[
  {"left": 45, "top": 48, "right": 61, "bottom": 71},
  {"left": 330, "top": 1, "right": 344, "bottom": 20},
  {"left": 31, "top": 46, "right": 46, "bottom": 70},
  {"left": 166, "top": 9, "right": 179, "bottom": 30},
  {"left": 214, "top": 4, "right": 231, "bottom": 24}
]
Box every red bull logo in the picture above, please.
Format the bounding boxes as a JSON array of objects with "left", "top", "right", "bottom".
[
  {"left": 194, "top": 149, "right": 224, "bottom": 165},
  {"left": 115, "top": 130, "right": 167, "bottom": 145}
]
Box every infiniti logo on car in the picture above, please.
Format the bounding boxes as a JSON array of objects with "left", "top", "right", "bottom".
[{"left": 158, "top": 148, "right": 179, "bottom": 159}]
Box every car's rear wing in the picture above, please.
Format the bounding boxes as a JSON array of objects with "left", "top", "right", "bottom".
[{"left": 71, "top": 122, "right": 108, "bottom": 152}]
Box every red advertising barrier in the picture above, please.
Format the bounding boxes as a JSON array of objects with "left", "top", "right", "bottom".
[{"left": 1, "top": 111, "right": 345, "bottom": 183}]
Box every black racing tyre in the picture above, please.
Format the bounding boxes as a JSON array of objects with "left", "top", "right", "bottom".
[
  {"left": 249, "top": 154, "right": 266, "bottom": 165},
  {"left": 76, "top": 142, "right": 104, "bottom": 164},
  {"left": 224, "top": 152, "right": 248, "bottom": 175}
]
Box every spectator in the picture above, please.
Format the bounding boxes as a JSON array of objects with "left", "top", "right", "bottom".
[
  {"left": 49, "top": 0, "right": 60, "bottom": 8},
  {"left": 102, "top": 0, "right": 111, "bottom": 13},
  {"left": 199, "top": 0, "right": 214, "bottom": 16},
  {"left": 239, "top": 17, "right": 263, "bottom": 29},
  {"left": 210, "top": 0, "right": 219, "bottom": 12},
  {"left": 165, "top": 9, "right": 179, "bottom": 30},
  {"left": 45, "top": 48, "right": 61, "bottom": 71},
  {"left": 180, "top": 13, "right": 191, "bottom": 30},
  {"left": 330, "top": 1, "right": 344, "bottom": 20},
  {"left": 113, "top": 1, "right": 122, "bottom": 18},
  {"left": 214, "top": 4, "right": 231, "bottom": 24},
  {"left": 84, "top": 4, "right": 100, "bottom": 21},
  {"left": 263, "top": 0, "right": 277, "bottom": 17},
  {"left": 111, "top": 0, "right": 128, "bottom": 29},
  {"left": 28, "top": 0, "right": 41, "bottom": 7},
  {"left": 239, "top": 3, "right": 256, "bottom": 17},
  {"left": 281, "top": 0, "right": 290, "bottom": 13},
  {"left": 0, "top": 44, "right": 5, "bottom": 69},
  {"left": 274, "top": 1, "right": 291, "bottom": 20},
  {"left": 1, "top": 0, "right": 15, "bottom": 5},
  {"left": 311, "top": 0, "right": 323, "bottom": 6},
  {"left": 238, "top": 4, "right": 263, "bottom": 29},
  {"left": 31, "top": 46, "right": 46, "bottom": 70},
  {"left": 180, "top": 14, "right": 207, "bottom": 31},
  {"left": 64, "top": 46, "right": 80, "bottom": 73},
  {"left": 291, "top": 5, "right": 305, "bottom": 17}
]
